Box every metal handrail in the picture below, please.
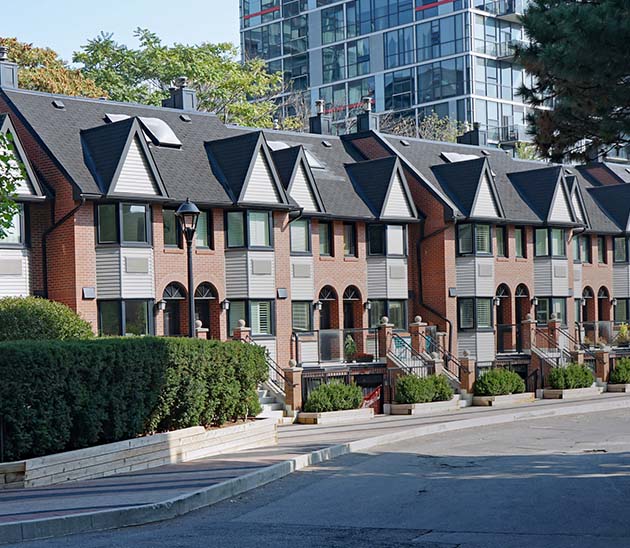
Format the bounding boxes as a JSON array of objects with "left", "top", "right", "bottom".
[
  {"left": 244, "top": 335, "right": 294, "bottom": 393},
  {"left": 389, "top": 333, "right": 433, "bottom": 377},
  {"left": 560, "top": 324, "right": 598, "bottom": 360},
  {"left": 417, "top": 331, "right": 462, "bottom": 380}
]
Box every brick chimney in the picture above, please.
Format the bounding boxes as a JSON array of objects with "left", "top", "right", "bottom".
[
  {"left": 162, "top": 76, "right": 197, "bottom": 111},
  {"left": 0, "top": 46, "right": 18, "bottom": 89}
]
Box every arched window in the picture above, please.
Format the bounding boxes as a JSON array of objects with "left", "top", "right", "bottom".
[
  {"left": 319, "top": 286, "right": 337, "bottom": 301},
  {"left": 343, "top": 286, "right": 361, "bottom": 301},
  {"left": 162, "top": 282, "right": 186, "bottom": 336},
  {"left": 515, "top": 284, "right": 529, "bottom": 298},
  {"left": 163, "top": 282, "right": 186, "bottom": 300},
  {"left": 598, "top": 287, "right": 610, "bottom": 300},
  {"left": 195, "top": 282, "right": 217, "bottom": 300}
]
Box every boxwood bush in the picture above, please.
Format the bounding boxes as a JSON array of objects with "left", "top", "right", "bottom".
[
  {"left": 0, "top": 297, "right": 94, "bottom": 341},
  {"left": 0, "top": 337, "right": 267, "bottom": 462},
  {"left": 548, "top": 363, "right": 594, "bottom": 390},
  {"left": 395, "top": 374, "right": 454, "bottom": 404},
  {"left": 610, "top": 358, "right": 630, "bottom": 384},
  {"left": 303, "top": 382, "right": 363, "bottom": 413},
  {"left": 473, "top": 368, "right": 525, "bottom": 397}
]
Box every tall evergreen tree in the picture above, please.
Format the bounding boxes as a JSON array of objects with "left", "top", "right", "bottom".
[{"left": 516, "top": 0, "right": 630, "bottom": 161}]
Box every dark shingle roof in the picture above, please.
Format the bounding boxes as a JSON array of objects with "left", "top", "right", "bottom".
[
  {"left": 345, "top": 156, "right": 398, "bottom": 218},
  {"left": 431, "top": 157, "right": 486, "bottom": 216},
  {"left": 270, "top": 146, "right": 301, "bottom": 189},
  {"left": 588, "top": 184, "right": 630, "bottom": 232},
  {"left": 507, "top": 166, "right": 563, "bottom": 222}
]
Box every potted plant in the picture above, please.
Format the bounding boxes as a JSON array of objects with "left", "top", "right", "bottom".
[
  {"left": 617, "top": 323, "right": 630, "bottom": 347},
  {"left": 344, "top": 334, "right": 357, "bottom": 362},
  {"left": 608, "top": 357, "right": 630, "bottom": 392}
]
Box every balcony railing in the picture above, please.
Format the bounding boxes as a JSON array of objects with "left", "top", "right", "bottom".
[
  {"left": 475, "top": 0, "right": 528, "bottom": 20},
  {"left": 292, "top": 328, "right": 381, "bottom": 367}
]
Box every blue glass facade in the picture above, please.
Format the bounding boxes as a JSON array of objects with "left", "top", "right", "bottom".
[{"left": 240, "top": 0, "right": 531, "bottom": 140}]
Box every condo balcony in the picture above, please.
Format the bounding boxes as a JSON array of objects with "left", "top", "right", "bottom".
[
  {"left": 475, "top": 0, "right": 528, "bottom": 23},
  {"left": 496, "top": 39, "right": 528, "bottom": 60}
]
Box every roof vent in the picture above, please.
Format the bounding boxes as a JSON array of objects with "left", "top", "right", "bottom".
[
  {"left": 565, "top": 168, "right": 573, "bottom": 174},
  {"left": 322, "top": 140, "right": 332, "bottom": 148},
  {"left": 481, "top": 150, "right": 491, "bottom": 156},
  {"left": 52, "top": 100, "right": 65, "bottom": 110},
  {"left": 0, "top": 46, "right": 8, "bottom": 62},
  {"left": 625, "top": 168, "right": 630, "bottom": 174},
  {"left": 180, "top": 114, "right": 192, "bottom": 122},
  {"left": 400, "top": 140, "right": 410, "bottom": 147}
]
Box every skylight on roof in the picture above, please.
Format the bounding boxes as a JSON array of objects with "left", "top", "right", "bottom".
[
  {"left": 304, "top": 150, "right": 325, "bottom": 170},
  {"left": 440, "top": 152, "right": 480, "bottom": 163},
  {"left": 322, "top": 140, "right": 332, "bottom": 148},
  {"left": 400, "top": 139, "right": 410, "bottom": 147},
  {"left": 138, "top": 117, "right": 182, "bottom": 148},
  {"left": 52, "top": 100, "right": 65, "bottom": 110},
  {"left": 267, "top": 141, "right": 290, "bottom": 151},
  {"left": 105, "top": 113, "right": 130, "bottom": 123}
]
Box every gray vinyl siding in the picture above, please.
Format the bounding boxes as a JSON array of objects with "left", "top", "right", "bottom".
[
  {"left": 534, "top": 258, "right": 553, "bottom": 295},
  {"left": 242, "top": 152, "right": 280, "bottom": 204},
  {"left": 249, "top": 251, "right": 276, "bottom": 298},
  {"left": 225, "top": 250, "right": 248, "bottom": 298},
  {"left": 549, "top": 186, "right": 572, "bottom": 223},
  {"left": 291, "top": 256, "right": 314, "bottom": 300},
  {"left": 457, "top": 331, "right": 477, "bottom": 359},
  {"left": 551, "top": 259, "right": 569, "bottom": 296},
  {"left": 120, "top": 248, "right": 155, "bottom": 299},
  {"left": 367, "top": 257, "right": 388, "bottom": 299},
  {"left": 0, "top": 248, "right": 29, "bottom": 297},
  {"left": 386, "top": 257, "right": 408, "bottom": 299},
  {"left": 382, "top": 173, "right": 413, "bottom": 219},
  {"left": 257, "top": 337, "right": 277, "bottom": 362},
  {"left": 95, "top": 248, "right": 122, "bottom": 298},
  {"left": 113, "top": 136, "right": 158, "bottom": 196},
  {"left": 471, "top": 175, "right": 499, "bottom": 219},
  {"left": 290, "top": 165, "right": 318, "bottom": 212},
  {"left": 455, "top": 257, "right": 494, "bottom": 297},
  {"left": 613, "top": 264, "right": 630, "bottom": 298},
  {"left": 475, "top": 331, "right": 496, "bottom": 362}
]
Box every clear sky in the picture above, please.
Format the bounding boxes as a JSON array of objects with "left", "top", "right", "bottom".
[{"left": 1, "top": 0, "right": 241, "bottom": 62}]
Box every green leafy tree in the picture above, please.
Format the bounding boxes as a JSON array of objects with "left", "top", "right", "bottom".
[
  {"left": 74, "top": 29, "right": 287, "bottom": 128},
  {"left": 515, "top": 0, "right": 630, "bottom": 161},
  {"left": 0, "top": 37, "right": 106, "bottom": 97},
  {"left": 0, "top": 133, "right": 22, "bottom": 238}
]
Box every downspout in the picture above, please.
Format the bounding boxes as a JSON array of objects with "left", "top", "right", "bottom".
[
  {"left": 417, "top": 216, "right": 458, "bottom": 358},
  {"left": 42, "top": 197, "right": 86, "bottom": 298}
]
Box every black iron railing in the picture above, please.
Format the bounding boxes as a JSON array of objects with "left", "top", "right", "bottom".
[{"left": 389, "top": 333, "right": 434, "bottom": 378}]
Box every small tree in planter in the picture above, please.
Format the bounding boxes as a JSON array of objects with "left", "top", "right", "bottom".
[
  {"left": 344, "top": 335, "right": 357, "bottom": 362},
  {"left": 395, "top": 375, "right": 454, "bottom": 404},
  {"left": 548, "top": 363, "right": 593, "bottom": 390},
  {"left": 610, "top": 358, "right": 630, "bottom": 384},
  {"left": 473, "top": 368, "right": 525, "bottom": 397},
  {"left": 616, "top": 324, "right": 630, "bottom": 347}
]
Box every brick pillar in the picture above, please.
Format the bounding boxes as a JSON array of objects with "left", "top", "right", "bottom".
[
  {"left": 521, "top": 315, "right": 537, "bottom": 352},
  {"left": 430, "top": 353, "right": 444, "bottom": 377},
  {"left": 409, "top": 316, "right": 427, "bottom": 354},
  {"left": 548, "top": 315, "right": 562, "bottom": 348},
  {"left": 570, "top": 350, "right": 584, "bottom": 365},
  {"left": 196, "top": 319, "right": 209, "bottom": 340},
  {"left": 595, "top": 349, "right": 610, "bottom": 383},
  {"left": 459, "top": 351, "right": 476, "bottom": 394},
  {"left": 378, "top": 316, "right": 394, "bottom": 360},
  {"left": 232, "top": 319, "right": 251, "bottom": 342},
  {"left": 284, "top": 359, "right": 303, "bottom": 413}
]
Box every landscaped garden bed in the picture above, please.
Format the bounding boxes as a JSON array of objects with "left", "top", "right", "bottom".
[
  {"left": 390, "top": 374, "right": 458, "bottom": 415},
  {"left": 608, "top": 358, "right": 630, "bottom": 393},
  {"left": 471, "top": 368, "right": 535, "bottom": 406},
  {"left": 297, "top": 382, "right": 373, "bottom": 424},
  {"left": 542, "top": 363, "right": 600, "bottom": 399}
]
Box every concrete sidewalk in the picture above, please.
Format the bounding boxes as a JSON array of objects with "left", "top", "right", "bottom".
[{"left": 2, "top": 393, "right": 630, "bottom": 544}]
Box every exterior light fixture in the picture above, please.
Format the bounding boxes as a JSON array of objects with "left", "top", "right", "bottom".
[
  {"left": 314, "top": 300, "right": 323, "bottom": 311},
  {"left": 531, "top": 297, "right": 539, "bottom": 307},
  {"left": 493, "top": 296, "right": 501, "bottom": 307},
  {"left": 221, "top": 299, "right": 231, "bottom": 311},
  {"left": 156, "top": 300, "right": 167, "bottom": 312},
  {"left": 612, "top": 298, "right": 618, "bottom": 307},
  {"left": 364, "top": 301, "right": 372, "bottom": 311},
  {"left": 176, "top": 198, "right": 200, "bottom": 337}
]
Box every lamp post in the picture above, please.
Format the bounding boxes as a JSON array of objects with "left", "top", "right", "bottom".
[{"left": 176, "top": 198, "right": 200, "bottom": 337}]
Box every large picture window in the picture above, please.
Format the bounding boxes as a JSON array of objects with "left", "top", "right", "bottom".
[
  {"left": 368, "top": 224, "right": 406, "bottom": 256},
  {"left": 98, "top": 300, "right": 152, "bottom": 336},
  {"left": 228, "top": 300, "right": 275, "bottom": 336},
  {"left": 226, "top": 210, "right": 272, "bottom": 249},
  {"left": 535, "top": 228, "right": 566, "bottom": 257},
  {"left": 369, "top": 299, "right": 407, "bottom": 330},
  {"left": 290, "top": 218, "right": 311, "bottom": 254},
  {"left": 458, "top": 298, "right": 493, "bottom": 330},
  {"left": 457, "top": 224, "right": 491, "bottom": 255},
  {"left": 535, "top": 297, "right": 567, "bottom": 324},
  {"left": 97, "top": 203, "right": 150, "bottom": 245}
]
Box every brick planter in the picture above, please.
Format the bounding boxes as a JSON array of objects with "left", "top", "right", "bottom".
[
  {"left": 542, "top": 386, "right": 602, "bottom": 399},
  {"left": 607, "top": 384, "right": 630, "bottom": 393},
  {"left": 0, "top": 419, "right": 277, "bottom": 490},
  {"left": 472, "top": 393, "right": 536, "bottom": 407},
  {"left": 390, "top": 396, "right": 460, "bottom": 416},
  {"left": 297, "top": 408, "right": 374, "bottom": 425}
]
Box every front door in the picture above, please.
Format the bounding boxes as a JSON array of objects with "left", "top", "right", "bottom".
[{"left": 164, "top": 300, "right": 180, "bottom": 336}]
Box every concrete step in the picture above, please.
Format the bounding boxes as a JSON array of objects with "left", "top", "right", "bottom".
[
  {"left": 256, "top": 409, "right": 285, "bottom": 421},
  {"left": 257, "top": 389, "right": 269, "bottom": 398},
  {"left": 259, "top": 396, "right": 276, "bottom": 405},
  {"left": 260, "top": 403, "right": 284, "bottom": 413}
]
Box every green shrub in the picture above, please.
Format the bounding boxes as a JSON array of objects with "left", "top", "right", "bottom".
[
  {"left": 303, "top": 382, "right": 363, "bottom": 413},
  {"left": 473, "top": 368, "right": 526, "bottom": 397},
  {"left": 0, "top": 337, "right": 267, "bottom": 461},
  {"left": 0, "top": 297, "right": 94, "bottom": 341},
  {"left": 548, "top": 363, "right": 594, "bottom": 390},
  {"left": 395, "top": 374, "right": 454, "bottom": 404},
  {"left": 610, "top": 358, "right": 630, "bottom": 384}
]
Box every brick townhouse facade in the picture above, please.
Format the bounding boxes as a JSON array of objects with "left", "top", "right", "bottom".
[{"left": 2, "top": 52, "right": 630, "bottom": 391}]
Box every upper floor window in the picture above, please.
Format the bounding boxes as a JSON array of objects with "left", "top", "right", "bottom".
[
  {"left": 598, "top": 236, "right": 607, "bottom": 264},
  {"left": 163, "top": 208, "right": 181, "bottom": 248},
  {"left": 0, "top": 205, "right": 24, "bottom": 246},
  {"left": 97, "top": 203, "right": 150, "bottom": 245},
  {"left": 343, "top": 222, "right": 357, "bottom": 257},
  {"left": 226, "top": 210, "right": 272, "bottom": 249},
  {"left": 195, "top": 210, "right": 213, "bottom": 249},
  {"left": 290, "top": 218, "right": 311, "bottom": 254},
  {"left": 457, "top": 223, "right": 491, "bottom": 255},
  {"left": 535, "top": 297, "right": 566, "bottom": 325},
  {"left": 614, "top": 237, "right": 628, "bottom": 263},
  {"left": 458, "top": 297, "right": 493, "bottom": 330},
  {"left": 535, "top": 228, "right": 565, "bottom": 258},
  {"left": 580, "top": 235, "right": 591, "bottom": 264},
  {"left": 318, "top": 221, "right": 333, "bottom": 256},
  {"left": 515, "top": 226, "right": 526, "bottom": 258},
  {"left": 384, "top": 27, "right": 414, "bottom": 69},
  {"left": 368, "top": 224, "right": 406, "bottom": 256},
  {"left": 321, "top": 5, "right": 345, "bottom": 44},
  {"left": 496, "top": 226, "right": 507, "bottom": 257}
]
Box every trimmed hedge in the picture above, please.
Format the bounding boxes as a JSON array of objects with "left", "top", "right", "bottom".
[
  {"left": 473, "top": 368, "right": 526, "bottom": 397},
  {"left": 395, "top": 374, "right": 454, "bottom": 404},
  {"left": 610, "top": 358, "right": 630, "bottom": 384},
  {"left": 303, "top": 382, "right": 363, "bottom": 413},
  {"left": 0, "top": 297, "right": 94, "bottom": 341},
  {"left": 0, "top": 337, "right": 267, "bottom": 462},
  {"left": 548, "top": 363, "right": 594, "bottom": 390}
]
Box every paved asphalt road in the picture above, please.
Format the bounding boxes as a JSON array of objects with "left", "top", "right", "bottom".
[{"left": 10, "top": 409, "right": 630, "bottom": 548}]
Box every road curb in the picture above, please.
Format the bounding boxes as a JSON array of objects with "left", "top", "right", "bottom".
[{"left": 3, "top": 396, "right": 630, "bottom": 545}]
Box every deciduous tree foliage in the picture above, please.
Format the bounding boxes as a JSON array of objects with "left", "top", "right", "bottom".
[
  {"left": 0, "top": 37, "right": 106, "bottom": 97},
  {"left": 0, "top": 133, "right": 23, "bottom": 238},
  {"left": 515, "top": 0, "right": 630, "bottom": 161},
  {"left": 74, "top": 29, "right": 287, "bottom": 128}
]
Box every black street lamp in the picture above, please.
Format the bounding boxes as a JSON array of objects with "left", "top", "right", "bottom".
[{"left": 176, "top": 198, "right": 200, "bottom": 337}]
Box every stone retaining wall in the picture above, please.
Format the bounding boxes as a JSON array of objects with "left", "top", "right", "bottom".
[{"left": 0, "top": 419, "right": 276, "bottom": 490}]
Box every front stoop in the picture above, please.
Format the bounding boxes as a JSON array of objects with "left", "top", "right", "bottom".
[{"left": 256, "top": 388, "right": 287, "bottom": 423}]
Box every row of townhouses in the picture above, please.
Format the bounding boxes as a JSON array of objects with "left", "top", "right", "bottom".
[{"left": 2, "top": 52, "right": 630, "bottom": 402}]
